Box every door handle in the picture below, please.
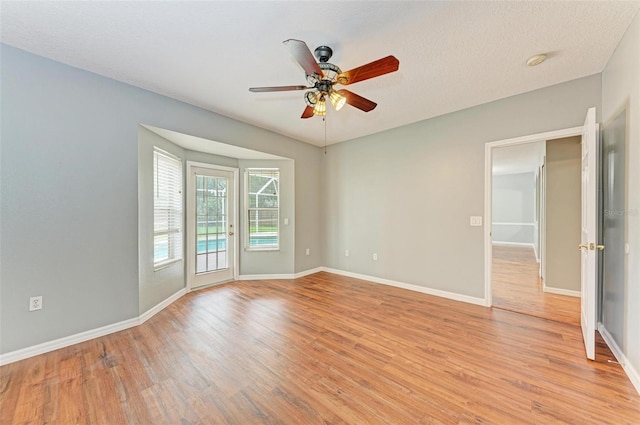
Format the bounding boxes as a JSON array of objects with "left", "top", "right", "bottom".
[
  {"left": 578, "top": 244, "right": 589, "bottom": 250},
  {"left": 596, "top": 244, "right": 605, "bottom": 250},
  {"left": 229, "top": 232, "right": 234, "bottom": 236}
]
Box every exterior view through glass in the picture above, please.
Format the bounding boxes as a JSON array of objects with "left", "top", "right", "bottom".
[{"left": 195, "top": 174, "right": 228, "bottom": 273}]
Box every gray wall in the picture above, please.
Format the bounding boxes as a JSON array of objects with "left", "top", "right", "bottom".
[
  {"left": 601, "top": 11, "right": 640, "bottom": 380},
  {"left": 0, "top": 45, "right": 323, "bottom": 354},
  {"left": 323, "top": 74, "right": 601, "bottom": 298},
  {"left": 492, "top": 172, "right": 535, "bottom": 245},
  {"left": 238, "top": 159, "right": 295, "bottom": 276},
  {"left": 544, "top": 137, "right": 581, "bottom": 292}
]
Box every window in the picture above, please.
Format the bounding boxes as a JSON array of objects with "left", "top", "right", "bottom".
[
  {"left": 245, "top": 169, "right": 279, "bottom": 250},
  {"left": 154, "top": 148, "right": 183, "bottom": 268}
]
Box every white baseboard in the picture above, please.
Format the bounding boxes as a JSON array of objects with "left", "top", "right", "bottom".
[
  {"left": 543, "top": 285, "right": 580, "bottom": 297},
  {"left": 238, "top": 273, "right": 295, "bottom": 280},
  {"left": 0, "top": 288, "right": 187, "bottom": 366},
  {"left": 598, "top": 323, "right": 640, "bottom": 395},
  {"left": 295, "top": 267, "right": 324, "bottom": 278},
  {"left": 236, "top": 267, "right": 324, "bottom": 281},
  {"left": 0, "top": 317, "right": 139, "bottom": 366},
  {"left": 139, "top": 288, "right": 187, "bottom": 324},
  {"left": 492, "top": 241, "right": 535, "bottom": 248},
  {"left": 322, "top": 267, "right": 486, "bottom": 306},
  {"left": 0, "top": 266, "right": 487, "bottom": 366}
]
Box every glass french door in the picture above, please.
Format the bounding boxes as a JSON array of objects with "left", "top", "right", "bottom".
[{"left": 187, "top": 165, "right": 235, "bottom": 288}]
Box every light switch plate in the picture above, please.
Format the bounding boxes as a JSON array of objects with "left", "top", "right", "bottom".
[{"left": 470, "top": 216, "right": 483, "bottom": 226}]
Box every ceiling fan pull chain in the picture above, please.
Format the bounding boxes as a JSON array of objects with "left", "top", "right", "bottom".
[{"left": 324, "top": 116, "right": 327, "bottom": 155}]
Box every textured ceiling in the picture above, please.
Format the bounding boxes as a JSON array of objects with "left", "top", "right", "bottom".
[{"left": 2, "top": 1, "right": 638, "bottom": 147}]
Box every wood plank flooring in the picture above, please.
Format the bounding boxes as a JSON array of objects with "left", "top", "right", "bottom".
[
  {"left": 2, "top": 272, "right": 639, "bottom": 424},
  {"left": 492, "top": 244, "right": 581, "bottom": 325}
]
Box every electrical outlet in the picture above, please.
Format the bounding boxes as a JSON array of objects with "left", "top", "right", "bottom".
[
  {"left": 373, "top": 253, "right": 378, "bottom": 261},
  {"left": 29, "top": 296, "right": 43, "bottom": 311},
  {"left": 470, "top": 216, "right": 483, "bottom": 226},
  {"left": 306, "top": 248, "right": 310, "bottom": 256},
  {"left": 345, "top": 249, "right": 350, "bottom": 257}
]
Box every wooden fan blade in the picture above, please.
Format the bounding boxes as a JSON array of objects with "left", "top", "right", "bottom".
[
  {"left": 337, "top": 89, "right": 377, "bottom": 112},
  {"left": 337, "top": 55, "right": 399, "bottom": 85},
  {"left": 301, "top": 106, "right": 315, "bottom": 119},
  {"left": 283, "top": 39, "right": 323, "bottom": 77},
  {"left": 249, "top": 85, "right": 310, "bottom": 93}
]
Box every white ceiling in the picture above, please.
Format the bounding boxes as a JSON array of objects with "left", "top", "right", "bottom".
[{"left": 2, "top": 1, "right": 638, "bottom": 147}]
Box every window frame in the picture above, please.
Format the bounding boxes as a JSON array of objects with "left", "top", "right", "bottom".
[
  {"left": 153, "top": 147, "right": 184, "bottom": 270},
  {"left": 244, "top": 168, "right": 280, "bottom": 251}
]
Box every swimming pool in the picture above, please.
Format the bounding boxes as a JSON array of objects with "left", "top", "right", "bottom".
[{"left": 155, "top": 235, "right": 278, "bottom": 261}]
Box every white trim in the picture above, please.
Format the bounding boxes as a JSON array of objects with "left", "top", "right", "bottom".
[
  {"left": 189, "top": 280, "right": 233, "bottom": 291},
  {"left": 237, "top": 267, "right": 325, "bottom": 280},
  {"left": 485, "top": 125, "right": 584, "bottom": 307},
  {"left": 542, "top": 286, "right": 580, "bottom": 297},
  {"left": 492, "top": 222, "right": 536, "bottom": 226},
  {"left": 153, "top": 258, "right": 182, "bottom": 272},
  {"left": 139, "top": 288, "right": 187, "bottom": 324},
  {"left": 485, "top": 126, "right": 583, "bottom": 150},
  {"left": 492, "top": 241, "right": 536, "bottom": 248},
  {"left": 295, "top": 267, "right": 324, "bottom": 278},
  {"left": 484, "top": 141, "right": 493, "bottom": 306},
  {"left": 238, "top": 273, "right": 295, "bottom": 280},
  {"left": 0, "top": 317, "right": 139, "bottom": 366},
  {"left": 0, "top": 288, "right": 187, "bottom": 366},
  {"left": 185, "top": 161, "right": 238, "bottom": 173},
  {"left": 599, "top": 323, "right": 640, "bottom": 395},
  {"left": 323, "top": 267, "right": 486, "bottom": 306},
  {"left": 238, "top": 266, "right": 488, "bottom": 307}
]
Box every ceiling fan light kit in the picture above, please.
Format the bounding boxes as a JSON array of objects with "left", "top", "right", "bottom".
[
  {"left": 249, "top": 39, "right": 399, "bottom": 119},
  {"left": 313, "top": 96, "right": 327, "bottom": 116},
  {"left": 329, "top": 90, "right": 346, "bottom": 111}
]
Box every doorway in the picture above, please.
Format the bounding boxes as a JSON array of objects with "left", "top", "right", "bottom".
[
  {"left": 186, "top": 163, "right": 239, "bottom": 289},
  {"left": 484, "top": 127, "right": 585, "bottom": 325},
  {"left": 490, "top": 139, "right": 581, "bottom": 325}
]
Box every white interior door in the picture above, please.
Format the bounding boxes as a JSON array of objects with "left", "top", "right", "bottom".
[
  {"left": 187, "top": 165, "right": 236, "bottom": 289},
  {"left": 580, "top": 107, "right": 598, "bottom": 360}
]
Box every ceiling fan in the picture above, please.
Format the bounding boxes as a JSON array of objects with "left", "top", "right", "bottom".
[{"left": 249, "top": 39, "right": 399, "bottom": 119}]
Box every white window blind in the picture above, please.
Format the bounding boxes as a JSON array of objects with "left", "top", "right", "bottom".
[
  {"left": 246, "top": 169, "right": 279, "bottom": 250},
  {"left": 154, "top": 148, "right": 183, "bottom": 268}
]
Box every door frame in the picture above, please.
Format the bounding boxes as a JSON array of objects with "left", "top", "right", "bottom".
[
  {"left": 186, "top": 161, "right": 240, "bottom": 290},
  {"left": 484, "top": 126, "right": 584, "bottom": 306}
]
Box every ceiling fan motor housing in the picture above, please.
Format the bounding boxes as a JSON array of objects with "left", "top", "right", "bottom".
[{"left": 314, "top": 45, "right": 333, "bottom": 62}]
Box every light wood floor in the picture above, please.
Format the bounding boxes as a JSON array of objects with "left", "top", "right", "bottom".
[
  {"left": 2, "top": 272, "right": 639, "bottom": 424},
  {"left": 492, "top": 244, "right": 581, "bottom": 325}
]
